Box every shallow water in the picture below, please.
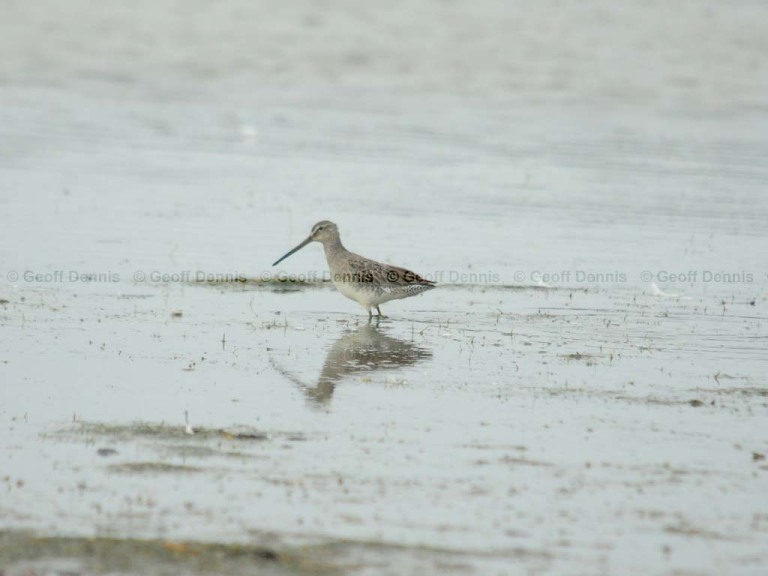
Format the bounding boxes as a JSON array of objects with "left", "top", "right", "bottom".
[{"left": 2, "top": 1, "right": 768, "bottom": 574}]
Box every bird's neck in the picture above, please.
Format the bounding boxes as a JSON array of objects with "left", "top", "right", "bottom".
[{"left": 321, "top": 235, "right": 347, "bottom": 260}]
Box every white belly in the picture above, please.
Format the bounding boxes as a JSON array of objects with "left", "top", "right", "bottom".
[
  {"left": 334, "top": 281, "right": 376, "bottom": 307},
  {"left": 333, "top": 281, "right": 422, "bottom": 309}
]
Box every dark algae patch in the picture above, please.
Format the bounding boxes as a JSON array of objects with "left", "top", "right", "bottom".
[
  {"left": 188, "top": 276, "right": 331, "bottom": 294},
  {"left": 49, "top": 421, "right": 293, "bottom": 442},
  {"left": 107, "top": 462, "right": 205, "bottom": 474},
  {"left": 0, "top": 531, "right": 340, "bottom": 576}
]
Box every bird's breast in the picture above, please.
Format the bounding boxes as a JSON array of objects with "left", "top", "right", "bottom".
[{"left": 333, "top": 280, "right": 373, "bottom": 306}]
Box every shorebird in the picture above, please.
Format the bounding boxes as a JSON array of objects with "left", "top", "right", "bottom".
[{"left": 272, "top": 221, "right": 435, "bottom": 318}]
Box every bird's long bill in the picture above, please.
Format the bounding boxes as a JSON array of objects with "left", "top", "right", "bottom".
[{"left": 272, "top": 236, "right": 312, "bottom": 266}]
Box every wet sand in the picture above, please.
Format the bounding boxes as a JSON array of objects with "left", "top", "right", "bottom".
[{"left": 2, "top": 1, "right": 768, "bottom": 574}]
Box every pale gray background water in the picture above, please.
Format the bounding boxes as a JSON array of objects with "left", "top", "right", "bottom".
[{"left": 1, "top": 1, "right": 767, "bottom": 575}]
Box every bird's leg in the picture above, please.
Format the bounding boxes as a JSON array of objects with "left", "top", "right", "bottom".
[
  {"left": 376, "top": 305, "right": 386, "bottom": 318},
  {"left": 368, "top": 308, "right": 373, "bottom": 320}
]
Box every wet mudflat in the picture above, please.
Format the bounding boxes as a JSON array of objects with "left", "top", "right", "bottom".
[
  {"left": 2, "top": 0, "right": 768, "bottom": 574},
  {"left": 2, "top": 279, "right": 767, "bottom": 574}
]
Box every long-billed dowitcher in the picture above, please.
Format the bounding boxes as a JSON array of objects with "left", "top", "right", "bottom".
[{"left": 272, "top": 221, "right": 435, "bottom": 318}]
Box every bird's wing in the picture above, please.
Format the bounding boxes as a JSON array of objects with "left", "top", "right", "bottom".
[{"left": 345, "top": 255, "right": 435, "bottom": 287}]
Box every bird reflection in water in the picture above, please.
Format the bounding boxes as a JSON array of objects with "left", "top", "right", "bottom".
[{"left": 305, "top": 322, "right": 432, "bottom": 406}]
